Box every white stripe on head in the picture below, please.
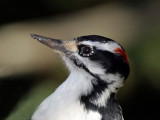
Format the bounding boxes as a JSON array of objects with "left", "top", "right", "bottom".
[{"left": 79, "top": 41, "right": 121, "bottom": 53}]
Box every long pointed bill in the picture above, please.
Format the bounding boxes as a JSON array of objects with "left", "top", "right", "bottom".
[{"left": 30, "top": 34, "right": 77, "bottom": 55}]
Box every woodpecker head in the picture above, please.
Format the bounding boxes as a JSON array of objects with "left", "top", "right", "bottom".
[
  {"left": 31, "top": 34, "right": 130, "bottom": 120},
  {"left": 31, "top": 34, "right": 129, "bottom": 90}
]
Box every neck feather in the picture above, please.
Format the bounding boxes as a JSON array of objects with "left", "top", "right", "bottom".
[
  {"left": 32, "top": 70, "right": 123, "bottom": 120},
  {"left": 66, "top": 71, "right": 123, "bottom": 120},
  {"left": 64, "top": 70, "right": 120, "bottom": 107}
]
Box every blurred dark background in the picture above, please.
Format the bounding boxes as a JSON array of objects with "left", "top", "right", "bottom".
[{"left": 0, "top": 0, "right": 160, "bottom": 120}]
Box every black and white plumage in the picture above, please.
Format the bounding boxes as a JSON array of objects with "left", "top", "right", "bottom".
[{"left": 30, "top": 34, "right": 130, "bottom": 120}]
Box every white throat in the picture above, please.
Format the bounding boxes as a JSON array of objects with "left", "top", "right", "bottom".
[
  {"left": 32, "top": 71, "right": 97, "bottom": 120},
  {"left": 32, "top": 57, "right": 123, "bottom": 120}
]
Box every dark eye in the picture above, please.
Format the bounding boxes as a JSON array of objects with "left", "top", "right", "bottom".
[{"left": 78, "top": 45, "right": 94, "bottom": 57}]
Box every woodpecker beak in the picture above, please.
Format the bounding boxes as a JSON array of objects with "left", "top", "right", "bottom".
[{"left": 30, "top": 34, "right": 77, "bottom": 55}]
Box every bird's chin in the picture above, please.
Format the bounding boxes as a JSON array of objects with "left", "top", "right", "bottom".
[{"left": 61, "top": 55, "right": 80, "bottom": 72}]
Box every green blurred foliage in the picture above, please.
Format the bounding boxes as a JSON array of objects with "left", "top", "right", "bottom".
[
  {"left": 6, "top": 64, "right": 68, "bottom": 120},
  {"left": 130, "top": 23, "right": 160, "bottom": 89}
]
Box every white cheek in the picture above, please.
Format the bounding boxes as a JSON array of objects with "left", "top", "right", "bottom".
[{"left": 74, "top": 53, "right": 105, "bottom": 75}]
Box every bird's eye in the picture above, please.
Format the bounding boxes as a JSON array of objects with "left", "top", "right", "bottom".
[{"left": 78, "top": 45, "right": 94, "bottom": 57}]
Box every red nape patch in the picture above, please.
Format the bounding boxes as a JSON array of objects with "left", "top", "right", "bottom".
[{"left": 114, "top": 48, "right": 129, "bottom": 63}]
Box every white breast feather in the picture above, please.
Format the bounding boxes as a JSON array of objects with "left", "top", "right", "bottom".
[{"left": 31, "top": 69, "right": 102, "bottom": 120}]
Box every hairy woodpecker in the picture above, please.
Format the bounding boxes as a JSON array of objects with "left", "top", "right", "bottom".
[{"left": 30, "top": 34, "right": 130, "bottom": 120}]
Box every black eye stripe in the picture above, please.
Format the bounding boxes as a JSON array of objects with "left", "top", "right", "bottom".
[{"left": 89, "top": 49, "right": 130, "bottom": 79}]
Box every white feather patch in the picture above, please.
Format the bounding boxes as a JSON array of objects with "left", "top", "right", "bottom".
[
  {"left": 90, "top": 73, "right": 124, "bottom": 107},
  {"left": 79, "top": 41, "right": 121, "bottom": 53},
  {"left": 86, "top": 110, "right": 102, "bottom": 120},
  {"left": 32, "top": 68, "right": 95, "bottom": 120}
]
